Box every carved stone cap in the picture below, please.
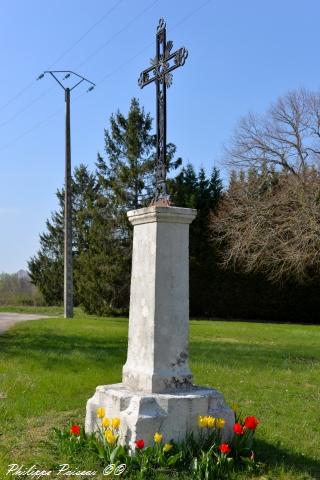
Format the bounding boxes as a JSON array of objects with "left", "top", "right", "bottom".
[{"left": 127, "top": 206, "right": 197, "bottom": 226}]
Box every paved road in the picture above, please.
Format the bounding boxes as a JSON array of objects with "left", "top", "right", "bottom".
[{"left": 0, "top": 312, "right": 49, "bottom": 334}]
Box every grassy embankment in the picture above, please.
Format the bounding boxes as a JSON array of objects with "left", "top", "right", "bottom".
[{"left": 0, "top": 310, "right": 319, "bottom": 479}]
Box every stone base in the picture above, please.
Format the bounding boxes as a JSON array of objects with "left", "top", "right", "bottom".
[{"left": 85, "top": 383, "right": 235, "bottom": 446}]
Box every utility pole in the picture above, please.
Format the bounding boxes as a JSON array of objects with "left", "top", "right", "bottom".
[
  {"left": 37, "top": 71, "right": 95, "bottom": 318},
  {"left": 64, "top": 86, "right": 72, "bottom": 318}
]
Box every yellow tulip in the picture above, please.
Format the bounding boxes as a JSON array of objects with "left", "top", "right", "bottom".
[
  {"left": 198, "top": 416, "right": 208, "bottom": 428},
  {"left": 163, "top": 443, "right": 173, "bottom": 452},
  {"left": 154, "top": 432, "right": 163, "bottom": 443},
  {"left": 96, "top": 407, "right": 105, "bottom": 419},
  {"left": 112, "top": 417, "right": 121, "bottom": 429},
  {"left": 216, "top": 418, "right": 226, "bottom": 429},
  {"left": 207, "top": 416, "right": 215, "bottom": 428},
  {"left": 104, "top": 429, "right": 117, "bottom": 445},
  {"left": 231, "top": 403, "right": 239, "bottom": 413},
  {"left": 102, "top": 417, "right": 110, "bottom": 428}
]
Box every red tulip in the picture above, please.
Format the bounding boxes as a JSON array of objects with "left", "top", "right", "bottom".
[
  {"left": 233, "top": 422, "right": 244, "bottom": 435},
  {"left": 70, "top": 424, "right": 81, "bottom": 436},
  {"left": 135, "top": 439, "right": 145, "bottom": 449},
  {"left": 244, "top": 416, "right": 259, "bottom": 430},
  {"left": 219, "top": 443, "right": 231, "bottom": 454}
]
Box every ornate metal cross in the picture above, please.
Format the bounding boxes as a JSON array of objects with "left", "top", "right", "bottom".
[{"left": 138, "top": 18, "right": 188, "bottom": 204}]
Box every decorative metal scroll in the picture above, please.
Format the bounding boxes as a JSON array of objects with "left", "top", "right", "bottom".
[{"left": 138, "top": 18, "right": 188, "bottom": 203}]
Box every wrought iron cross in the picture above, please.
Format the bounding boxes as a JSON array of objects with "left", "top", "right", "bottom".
[{"left": 138, "top": 18, "right": 188, "bottom": 204}]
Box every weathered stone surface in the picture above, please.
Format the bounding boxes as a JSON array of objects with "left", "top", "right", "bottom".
[
  {"left": 85, "top": 383, "right": 234, "bottom": 446},
  {"left": 123, "top": 206, "right": 197, "bottom": 393},
  {"left": 85, "top": 206, "right": 235, "bottom": 444}
]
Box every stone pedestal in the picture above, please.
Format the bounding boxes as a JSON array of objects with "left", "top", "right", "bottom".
[
  {"left": 85, "top": 384, "right": 234, "bottom": 446},
  {"left": 85, "top": 206, "right": 234, "bottom": 445}
]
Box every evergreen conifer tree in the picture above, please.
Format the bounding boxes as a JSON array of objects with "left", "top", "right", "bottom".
[
  {"left": 29, "top": 98, "right": 181, "bottom": 314},
  {"left": 169, "top": 164, "right": 223, "bottom": 316},
  {"left": 28, "top": 164, "right": 98, "bottom": 305},
  {"left": 76, "top": 98, "right": 180, "bottom": 315}
]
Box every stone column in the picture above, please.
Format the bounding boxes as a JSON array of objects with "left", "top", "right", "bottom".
[
  {"left": 122, "top": 206, "right": 196, "bottom": 393},
  {"left": 85, "top": 206, "right": 234, "bottom": 446}
]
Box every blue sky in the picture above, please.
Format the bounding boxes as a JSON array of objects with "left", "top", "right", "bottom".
[{"left": 1, "top": 0, "right": 320, "bottom": 273}]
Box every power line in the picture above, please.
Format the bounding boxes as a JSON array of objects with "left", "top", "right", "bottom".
[
  {"left": 0, "top": 88, "right": 52, "bottom": 129},
  {"left": 0, "top": 80, "right": 36, "bottom": 114},
  {"left": 49, "top": 0, "right": 124, "bottom": 68},
  {"left": 75, "top": 0, "right": 159, "bottom": 70},
  {"left": 0, "top": 0, "right": 157, "bottom": 130},
  {"left": 0, "top": 76, "right": 97, "bottom": 153},
  {"left": 170, "top": 0, "right": 212, "bottom": 33},
  {"left": 0, "top": 107, "right": 63, "bottom": 153},
  {"left": 96, "top": 0, "right": 212, "bottom": 87},
  {"left": 95, "top": 42, "right": 153, "bottom": 86},
  {"left": 0, "top": 0, "right": 212, "bottom": 152},
  {"left": 0, "top": 0, "right": 123, "bottom": 115}
]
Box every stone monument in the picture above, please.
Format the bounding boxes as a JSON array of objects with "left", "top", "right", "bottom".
[
  {"left": 85, "top": 205, "right": 234, "bottom": 445},
  {"left": 85, "top": 17, "right": 234, "bottom": 445}
]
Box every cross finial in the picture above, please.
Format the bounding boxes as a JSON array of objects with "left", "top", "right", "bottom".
[
  {"left": 138, "top": 19, "right": 188, "bottom": 204},
  {"left": 157, "top": 17, "right": 166, "bottom": 32}
]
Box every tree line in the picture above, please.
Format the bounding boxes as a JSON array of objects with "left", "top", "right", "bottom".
[
  {"left": 0, "top": 271, "right": 43, "bottom": 306},
  {"left": 28, "top": 92, "right": 320, "bottom": 322}
]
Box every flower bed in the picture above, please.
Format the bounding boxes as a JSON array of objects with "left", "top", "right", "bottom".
[{"left": 53, "top": 406, "right": 262, "bottom": 479}]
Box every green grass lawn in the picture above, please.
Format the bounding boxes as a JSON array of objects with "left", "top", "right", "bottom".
[
  {"left": 0, "top": 310, "right": 319, "bottom": 479},
  {"left": 0, "top": 305, "right": 63, "bottom": 315}
]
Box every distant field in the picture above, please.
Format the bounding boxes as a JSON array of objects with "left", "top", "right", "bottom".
[{"left": 0, "top": 310, "right": 319, "bottom": 479}]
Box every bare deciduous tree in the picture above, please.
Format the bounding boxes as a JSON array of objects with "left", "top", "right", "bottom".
[
  {"left": 226, "top": 88, "right": 320, "bottom": 175},
  {"left": 212, "top": 89, "right": 320, "bottom": 284}
]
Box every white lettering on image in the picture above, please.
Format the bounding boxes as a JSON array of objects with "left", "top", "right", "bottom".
[
  {"left": 7, "top": 464, "right": 52, "bottom": 478},
  {"left": 57, "top": 464, "right": 97, "bottom": 476},
  {"left": 103, "top": 464, "right": 126, "bottom": 476},
  {"left": 7, "top": 463, "right": 126, "bottom": 477}
]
